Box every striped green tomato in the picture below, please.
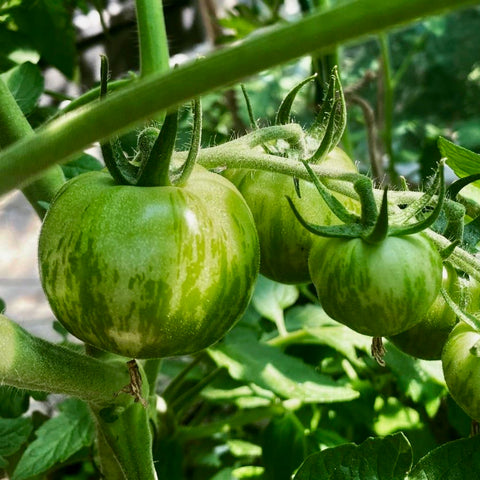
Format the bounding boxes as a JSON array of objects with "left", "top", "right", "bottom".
[
  {"left": 38, "top": 166, "right": 259, "bottom": 359},
  {"left": 388, "top": 264, "right": 460, "bottom": 360},
  {"left": 223, "top": 148, "right": 358, "bottom": 285},
  {"left": 442, "top": 321, "right": 480, "bottom": 422},
  {"left": 308, "top": 233, "right": 443, "bottom": 337}
]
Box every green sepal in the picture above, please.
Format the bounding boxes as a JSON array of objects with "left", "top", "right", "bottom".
[
  {"left": 286, "top": 195, "right": 363, "bottom": 239},
  {"left": 275, "top": 74, "right": 317, "bottom": 125},
  {"left": 99, "top": 55, "right": 135, "bottom": 185},
  {"left": 440, "top": 240, "right": 460, "bottom": 260},
  {"left": 172, "top": 99, "right": 202, "bottom": 187},
  {"left": 308, "top": 100, "right": 341, "bottom": 164},
  {"left": 301, "top": 160, "right": 359, "bottom": 224},
  {"left": 136, "top": 109, "right": 179, "bottom": 187},
  {"left": 441, "top": 289, "right": 480, "bottom": 333},
  {"left": 389, "top": 161, "right": 445, "bottom": 236},
  {"left": 309, "top": 67, "right": 337, "bottom": 139},
  {"left": 362, "top": 187, "right": 389, "bottom": 244},
  {"left": 354, "top": 177, "right": 378, "bottom": 227},
  {"left": 393, "top": 160, "right": 443, "bottom": 225},
  {"left": 447, "top": 173, "right": 480, "bottom": 200},
  {"left": 308, "top": 66, "right": 346, "bottom": 163},
  {"left": 241, "top": 84, "right": 257, "bottom": 129}
]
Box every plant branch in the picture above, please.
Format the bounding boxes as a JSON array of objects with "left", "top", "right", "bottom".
[
  {"left": 0, "top": 314, "right": 131, "bottom": 409},
  {"left": 0, "top": 0, "right": 475, "bottom": 195},
  {"left": 0, "top": 79, "right": 64, "bottom": 217}
]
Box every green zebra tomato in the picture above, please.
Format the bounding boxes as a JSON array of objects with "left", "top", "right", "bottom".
[
  {"left": 388, "top": 264, "right": 460, "bottom": 360},
  {"left": 223, "top": 148, "right": 358, "bottom": 285},
  {"left": 442, "top": 321, "right": 480, "bottom": 422},
  {"left": 38, "top": 166, "right": 259, "bottom": 359},
  {"left": 308, "top": 233, "right": 443, "bottom": 337}
]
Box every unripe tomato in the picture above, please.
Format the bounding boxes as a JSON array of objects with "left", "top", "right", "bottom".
[
  {"left": 442, "top": 321, "right": 480, "bottom": 422},
  {"left": 308, "top": 233, "right": 443, "bottom": 337},
  {"left": 388, "top": 264, "right": 460, "bottom": 360},
  {"left": 38, "top": 166, "right": 259, "bottom": 358},
  {"left": 223, "top": 148, "right": 358, "bottom": 284}
]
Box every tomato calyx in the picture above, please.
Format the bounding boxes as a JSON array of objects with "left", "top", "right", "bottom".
[
  {"left": 287, "top": 159, "right": 446, "bottom": 244},
  {"left": 98, "top": 55, "right": 202, "bottom": 188}
]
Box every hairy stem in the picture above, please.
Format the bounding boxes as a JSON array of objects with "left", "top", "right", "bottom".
[
  {"left": 0, "top": 0, "right": 475, "bottom": 195},
  {"left": 0, "top": 79, "right": 64, "bottom": 217},
  {"left": 0, "top": 314, "right": 131, "bottom": 409}
]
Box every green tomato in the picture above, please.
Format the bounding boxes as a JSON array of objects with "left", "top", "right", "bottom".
[
  {"left": 38, "top": 166, "right": 259, "bottom": 359},
  {"left": 308, "top": 233, "right": 443, "bottom": 337},
  {"left": 442, "top": 321, "right": 480, "bottom": 422},
  {"left": 388, "top": 264, "right": 460, "bottom": 360},
  {"left": 223, "top": 148, "right": 358, "bottom": 285}
]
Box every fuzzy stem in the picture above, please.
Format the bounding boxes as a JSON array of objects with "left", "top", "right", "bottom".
[
  {"left": 135, "top": 0, "right": 170, "bottom": 79},
  {"left": 0, "top": 314, "right": 131, "bottom": 409},
  {"left": 0, "top": 0, "right": 475, "bottom": 195},
  {"left": 0, "top": 79, "right": 64, "bottom": 217},
  {"left": 378, "top": 33, "right": 398, "bottom": 185},
  {"left": 91, "top": 401, "right": 156, "bottom": 480}
]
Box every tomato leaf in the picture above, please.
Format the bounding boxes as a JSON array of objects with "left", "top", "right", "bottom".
[
  {"left": 383, "top": 342, "right": 446, "bottom": 416},
  {"left": 0, "top": 417, "right": 33, "bottom": 468},
  {"left": 252, "top": 275, "right": 298, "bottom": 334},
  {"left": 439, "top": 136, "right": 480, "bottom": 179},
  {"left": 262, "top": 412, "right": 307, "bottom": 480},
  {"left": 283, "top": 304, "right": 372, "bottom": 368},
  {"left": 293, "top": 433, "right": 412, "bottom": 480},
  {"left": 7, "top": 0, "right": 76, "bottom": 78},
  {"left": 408, "top": 435, "right": 480, "bottom": 479},
  {"left": 208, "top": 327, "right": 359, "bottom": 403},
  {"left": 61, "top": 153, "right": 103, "bottom": 180},
  {"left": 0, "top": 386, "right": 30, "bottom": 418},
  {"left": 1, "top": 62, "right": 44, "bottom": 115},
  {"left": 12, "top": 398, "right": 95, "bottom": 480}
]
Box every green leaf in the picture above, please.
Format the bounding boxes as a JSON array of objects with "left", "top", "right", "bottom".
[
  {"left": 8, "top": 0, "right": 76, "bottom": 78},
  {"left": 0, "top": 416, "right": 33, "bottom": 468},
  {"left": 438, "top": 136, "right": 480, "bottom": 185},
  {"left": 0, "top": 386, "right": 30, "bottom": 418},
  {"left": 12, "top": 398, "right": 95, "bottom": 480},
  {"left": 284, "top": 304, "right": 372, "bottom": 367},
  {"left": 262, "top": 412, "right": 307, "bottom": 480},
  {"left": 0, "top": 25, "right": 39, "bottom": 73},
  {"left": 227, "top": 439, "right": 262, "bottom": 458},
  {"left": 294, "top": 433, "right": 412, "bottom": 480},
  {"left": 408, "top": 435, "right": 480, "bottom": 479},
  {"left": 208, "top": 327, "right": 359, "bottom": 403},
  {"left": 0, "top": 62, "right": 44, "bottom": 114},
  {"left": 383, "top": 342, "right": 446, "bottom": 414},
  {"left": 252, "top": 275, "right": 299, "bottom": 332},
  {"left": 61, "top": 153, "right": 103, "bottom": 180}
]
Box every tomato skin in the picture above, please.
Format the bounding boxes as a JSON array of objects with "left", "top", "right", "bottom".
[
  {"left": 388, "top": 264, "right": 460, "bottom": 360},
  {"left": 442, "top": 322, "right": 480, "bottom": 422},
  {"left": 223, "top": 148, "right": 358, "bottom": 285},
  {"left": 38, "top": 166, "right": 259, "bottom": 358},
  {"left": 308, "top": 233, "right": 443, "bottom": 337}
]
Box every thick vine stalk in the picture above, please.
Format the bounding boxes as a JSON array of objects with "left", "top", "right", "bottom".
[{"left": 0, "top": 0, "right": 476, "bottom": 196}]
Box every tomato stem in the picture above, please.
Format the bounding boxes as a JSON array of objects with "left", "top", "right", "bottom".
[
  {"left": 0, "top": 314, "right": 131, "bottom": 408},
  {"left": 135, "top": 0, "right": 170, "bottom": 80},
  {"left": 0, "top": 78, "right": 65, "bottom": 217},
  {"left": 1, "top": 0, "right": 473, "bottom": 195}
]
